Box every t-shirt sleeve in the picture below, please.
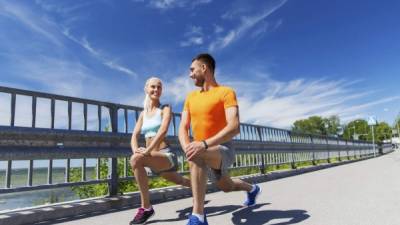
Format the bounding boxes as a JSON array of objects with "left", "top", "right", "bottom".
[
  {"left": 223, "top": 88, "right": 238, "bottom": 108},
  {"left": 183, "top": 95, "right": 190, "bottom": 112}
]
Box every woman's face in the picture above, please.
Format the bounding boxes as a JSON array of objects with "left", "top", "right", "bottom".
[{"left": 146, "top": 79, "right": 162, "bottom": 100}]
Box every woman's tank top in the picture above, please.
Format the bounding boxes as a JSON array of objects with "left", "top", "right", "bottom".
[{"left": 141, "top": 108, "right": 162, "bottom": 138}]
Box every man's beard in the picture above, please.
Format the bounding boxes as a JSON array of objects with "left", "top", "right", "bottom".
[{"left": 194, "top": 77, "right": 205, "bottom": 87}]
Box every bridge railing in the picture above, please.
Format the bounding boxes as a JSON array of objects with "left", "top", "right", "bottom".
[{"left": 0, "top": 86, "right": 379, "bottom": 202}]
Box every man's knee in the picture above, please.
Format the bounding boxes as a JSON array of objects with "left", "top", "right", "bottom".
[
  {"left": 130, "top": 154, "right": 144, "bottom": 169},
  {"left": 189, "top": 158, "right": 206, "bottom": 169}
]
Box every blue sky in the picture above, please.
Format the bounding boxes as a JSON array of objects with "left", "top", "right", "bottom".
[{"left": 1, "top": 0, "right": 399, "bottom": 128}]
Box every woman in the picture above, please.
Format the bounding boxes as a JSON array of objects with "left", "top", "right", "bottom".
[{"left": 129, "top": 77, "right": 191, "bottom": 225}]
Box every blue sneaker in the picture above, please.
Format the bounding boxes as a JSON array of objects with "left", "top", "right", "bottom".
[
  {"left": 243, "top": 184, "right": 261, "bottom": 207},
  {"left": 186, "top": 214, "right": 208, "bottom": 225}
]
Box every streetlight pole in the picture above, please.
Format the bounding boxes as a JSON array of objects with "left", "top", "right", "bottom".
[
  {"left": 371, "top": 125, "right": 376, "bottom": 157},
  {"left": 397, "top": 119, "right": 400, "bottom": 140}
]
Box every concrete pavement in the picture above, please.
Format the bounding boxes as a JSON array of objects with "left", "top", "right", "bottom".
[{"left": 38, "top": 150, "right": 400, "bottom": 225}]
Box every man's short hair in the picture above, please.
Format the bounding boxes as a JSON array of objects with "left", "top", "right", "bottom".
[{"left": 192, "top": 53, "right": 216, "bottom": 73}]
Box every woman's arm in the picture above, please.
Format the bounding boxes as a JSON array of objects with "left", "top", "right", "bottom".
[
  {"left": 143, "top": 106, "right": 172, "bottom": 155},
  {"left": 130, "top": 112, "right": 144, "bottom": 154}
]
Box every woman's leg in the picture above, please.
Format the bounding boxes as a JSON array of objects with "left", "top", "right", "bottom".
[
  {"left": 130, "top": 154, "right": 151, "bottom": 208},
  {"left": 130, "top": 152, "right": 177, "bottom": 208},
  {"left": 160, "top": 172, "right": 191, "bottom": 187}
]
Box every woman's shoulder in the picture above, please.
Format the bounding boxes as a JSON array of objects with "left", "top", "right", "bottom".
[{"left": 159, "top": 103, "right": 171, "bottom": 109}]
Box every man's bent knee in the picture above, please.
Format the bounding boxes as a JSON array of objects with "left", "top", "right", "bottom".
[{"left": 189, "top": 158, "right": 207, "bottom": 168}]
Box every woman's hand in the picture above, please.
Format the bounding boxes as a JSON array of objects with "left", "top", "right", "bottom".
[
  {"left": 142, "top": 147, "right": 154, "bottom": 156},
  {"left": 134, "top": 147, "right": 146, "bottom": 154}
]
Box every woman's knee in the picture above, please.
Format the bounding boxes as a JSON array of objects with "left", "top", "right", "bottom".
[{"left": 130, "top": 154, "right": 144, "bottom": 169}]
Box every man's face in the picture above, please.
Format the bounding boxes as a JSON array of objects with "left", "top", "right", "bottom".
[{"left": 189, "top": 60, "right": 205, "bottom": 87}]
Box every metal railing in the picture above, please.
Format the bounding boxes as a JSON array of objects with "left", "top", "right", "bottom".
[{"left": 0, "top": 86, "right": 382, "bottom": 199}]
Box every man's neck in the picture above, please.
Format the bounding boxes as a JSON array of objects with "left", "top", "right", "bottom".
[{"left": 201, "top": 79, "right": 218, "bottom": 92}]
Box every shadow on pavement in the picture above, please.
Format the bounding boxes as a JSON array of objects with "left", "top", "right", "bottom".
[
  {"left": 147, "top": 200, "right": 248, "bottom": 224},
  {"left": 148, "top": 202, "right": 309, "bottom": 225},
  {"left": 231, "top": 204, "right": 310, "bottom": 225}
]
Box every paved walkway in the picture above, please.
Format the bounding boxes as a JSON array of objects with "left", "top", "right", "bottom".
[{"left": 45, "top": 150, "right": 400, "bottom": 225}]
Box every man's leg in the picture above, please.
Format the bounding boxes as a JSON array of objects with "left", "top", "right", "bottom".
[
  {"left": 189, "top": 157, "right": 208, "bottom": 215},
  {"left": 215, "top": 175, "right": 252, "bottom": 192},
  {"left": 201, "top": 146, "right": 252, "bottom": 193},
  {"left": 202, "top": 145, "right": 260, "bottom": 207}
]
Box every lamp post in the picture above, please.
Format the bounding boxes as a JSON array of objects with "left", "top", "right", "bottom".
[
  {"left": 368, "top": 116, "right": 378, "bottom": 157},
  {"left": 397, "top": 117, "right": 400, "bottom": 140},
  {"left": 351, "top": 120, "right": 362, "bottom": 140}
]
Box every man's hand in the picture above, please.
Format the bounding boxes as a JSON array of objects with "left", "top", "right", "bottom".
[{"left": 185, "top": 141, "right": 206, "bottom": 161}]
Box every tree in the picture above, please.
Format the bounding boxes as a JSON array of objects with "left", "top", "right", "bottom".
[
  {"left": 292, "top": 115, "right": 341, "bottom": 136},
  {"left": 343, "top": 119, "right": 369, "bottom": 141},
  {"left": 323, "top": 115, "right": 341, "bottom": 136},
  {"left": 395, "top": 113, "right": 400, "bottom": 134},
  {"left": 343, "top": 119, "right": 392, "bottom": 143},
  {"left": 292, "top": 116, "right": 325, "bottom": 135},
  {"left": 374, "top": 122, "right": 392, "bottom": 143}
]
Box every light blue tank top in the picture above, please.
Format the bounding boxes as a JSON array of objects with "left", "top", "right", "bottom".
[{"left": 141, "top": 108, "right": 163, "bottom": 138}]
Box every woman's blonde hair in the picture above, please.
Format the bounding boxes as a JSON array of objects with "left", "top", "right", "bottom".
[{"left": 143, "top": 77, "right": 162, "bottom": 112}]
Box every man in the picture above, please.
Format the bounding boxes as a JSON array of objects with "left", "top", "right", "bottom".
[{"left": 179, "top": 53, "right": 261, "bottom": 225}]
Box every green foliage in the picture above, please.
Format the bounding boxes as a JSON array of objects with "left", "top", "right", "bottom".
[
  {"left": 374, "top": 122, "right": 392, "bottom": 143},
  {"left": 343, "top": 119, "right": 392, "bottom": 143},
  {"left": 70, "top": 158, "right": 137, "bottom": 198},
  {"left": 343, "top": 119, "right": 369, "bottom": 140},
  {"left": 292, "top": 115, "right": 340, "bottom": 136},
  {"left": 70, "top": 158, "right": 185, "bottom": 198}
]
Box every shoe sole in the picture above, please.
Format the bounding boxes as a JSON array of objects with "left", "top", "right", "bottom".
[
  {"left": 244, "top": 186, "right": 262, "bottom": 207},
  {"left": 143, "top": 212, "right": 155, "bottom": 225},
  {"left": 133, "top": 211, "right": 155, "bottom": 225}
]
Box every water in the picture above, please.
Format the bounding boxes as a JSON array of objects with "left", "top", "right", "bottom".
[
  {"left": 0, "top": 166, "right": 97, "bottom": 211},
  {"left": 0, "top": 188, "right": 78, "bottom": 211}
]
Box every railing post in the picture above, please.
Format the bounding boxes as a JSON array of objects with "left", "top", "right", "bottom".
[
  {"left": 10, "top": 93, "right": 16, "bottom": 127},
  {"left": 326, "top": 136, "right": 331, "bottom": 163},
  {"left": 291, "top": 151, "right": 297, "bottom": 169},
  {"left": 108, "top": 105, "right": 119, "bottom": 196},
  {"left": 256, "top": 127, "right": 266, "bottom": 174},
  {"left": 310, "top": 135, "right": 317, "bottom": 165},
  {"left": 337, "top": 137, "right": 342, "bottom": 161}
]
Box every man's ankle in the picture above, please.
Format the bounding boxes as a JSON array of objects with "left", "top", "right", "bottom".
[{"left": 192, "top": 213, "right": 204, "bottom": 223}]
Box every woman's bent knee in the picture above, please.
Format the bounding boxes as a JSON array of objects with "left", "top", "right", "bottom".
[{"left": 130, "top": 154, "right": 144, "bottom": 170}]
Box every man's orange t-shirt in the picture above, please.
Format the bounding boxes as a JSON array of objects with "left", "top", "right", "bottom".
[{"left": 183, "top": 86, "right": 238, "bottom": 141}]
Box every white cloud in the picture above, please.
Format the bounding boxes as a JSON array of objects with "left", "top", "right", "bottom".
[
  {"left": 163, "top": 75, "right": 193, "bottom": 104},
  {"left": 215, "top": 74, "right": 400, "bottom": 128},
  {"left": 0, "top": 1, "right": 137, "bottom": 78},
  {"left": 214, "top": 24, "right": 224, "bottom": 34},
  {"left": 0, "top": 1, "right": 63, "bottom": 46},
  {"left": 63, "top": 30, "right": 138, "bottom": 78},
  {"left": 180, "top": 25, "right": 204, "bottom": 47},
  {"left": 134, "top": 0, "right": 212, "bottom": 10},
  {"left": 209, "top": 0, "right": 287, "bottom": 51}
]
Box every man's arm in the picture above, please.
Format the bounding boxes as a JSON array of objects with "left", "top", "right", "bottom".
[
  {"left": 203, "top": 106, "right": 240, "bottom": 147},
  {"left": 178, "top": 110, "right": 191, "bottom": 152},
  {"left": 185, "top": 106, "right": 240, "bottom": 160}
]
